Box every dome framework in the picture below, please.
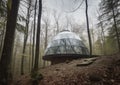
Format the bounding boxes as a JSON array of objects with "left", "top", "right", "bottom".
[{"left": 43, "top": 30, "right": 89, "bottom": 64}]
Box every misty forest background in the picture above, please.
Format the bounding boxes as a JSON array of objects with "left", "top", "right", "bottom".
[{"left": 0, "top": 0, "right": 120, "bottom": 83}]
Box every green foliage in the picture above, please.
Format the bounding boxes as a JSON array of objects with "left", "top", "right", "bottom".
[
  {"left": 31, "top": 71, "right": 43, "bottom": 82},
  {"left": 94, "top": 37, "right": 104, "bottom": 55},
  {"left": 106, "top": 26, "right": 119, "bottom": 54},
  {"left": 98, "top": 0, "right": 120, "bottom": 53},
  {"left": 105, "top": 36, "right": 118, "bottom": 54},
  {"left": 94, "top": 35, "right": 118, "bottom": 55}
]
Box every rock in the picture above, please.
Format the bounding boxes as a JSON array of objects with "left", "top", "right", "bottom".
[
  {"left": 76, "top": 60, "right": 93, "bottom": 66},
  {"left": 110, "top": 79, "right": 115, "bottom": 83},
  {"left": 76, "top": 58, "right": 97, "bottom": 67}
]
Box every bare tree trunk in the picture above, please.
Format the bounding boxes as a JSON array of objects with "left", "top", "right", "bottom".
[
  {"left": 100, "top": 22, "right": 106, "bottom": 55},
  {"left": 0, "top": 20, "right": 6, "bottom": 58},
  {"left": 97, "top": 10, "right": 106, "bottom": 55},
  {"left": 90, "top": 29, "right": 95, "bottom": 54},
  {"left": 29, "top": 28, "right": 32, "bottom": 72},
  {"left": 56, "top": 21, "right": 59, "bottom": 33},
  {"left": 45, "top": 26, "right": 48, "bottom": 49},
  {"left": 85, "top": 0, "right": 92, "bottom": 56},
  {"left": 0, "top": 30, "right": 4, "bottom": 58},
  {"left": 0, "top": 0, "right": 20, "bottom": 84},
  {"left": 34, "top": 0, "right": 42, "bottom": 70},
  {"left": 32, "top": 0, "right": 37, "bottom": 70},
  {"left": 21, "top": 35, "right": 28, "bottom": 75},
  {"left": 43, "top": 24, "right": 48, "bottom": 67},
  {"left": 12, "top": 40, "right": 18, "bottom": 76},
  {"left": 0, "top": 0, "right": 1, "bottom": 5},
  {"left": 112, "top": 6, "right": 120, "bottom": 52},
  {"left": 21, "top": 0, "right": 31, "bottom": 75},
  {"left": 42, "top": 16, "right": 49, "bottom": 67}
]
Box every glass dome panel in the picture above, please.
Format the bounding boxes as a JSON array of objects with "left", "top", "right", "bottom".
[{"left": 44, "top": 31, "right": 89, "bottom": 55}]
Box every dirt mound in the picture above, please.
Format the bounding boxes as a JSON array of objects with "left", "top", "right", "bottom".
[{"left": 14, "top": 54, "right": 120, "bottom": 85}]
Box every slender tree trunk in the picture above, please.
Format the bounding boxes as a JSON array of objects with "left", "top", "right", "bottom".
[
  {"left": 0, "top": 21, "right": 6, "bottom": 58},
  {"left": 100, "top": 22, "right": 106, "bottom": 55},
  {"left": 21, "top": 0, "right": 31, "bottom": 75},
  {"left": 56, "top": 21, "right": 59, "bottom": 33},
  {"left": 0, "top": 0, "right": 1, "bottom": 5},
  {"left": 85, "top": 0, "right": 92, "bottom": 56},
  {"left": 112, "top": 7, "right": 120, "bottom": 52},
  {"left": 0, "top": 0, "right": 3, "bottom": 12},
  {"left": 12, "top": 41, "right": 18, "bottom": 76},
  {"left": 21, "top": 35, "right": 28, "bottom": 75},
  {"left": 0, "top": 30, "right": 4, "bottom": 57},
  {"left": 45, "top": 26, "right": 48, "bottom": 49},
  {"left": 32, "top": 0, "right": 37, "bottom": 70},
  {"left": 34, "top": 0, "right": 42, "bottom": 70},
  {"left": 97, "top": 10, "right": 106, "bottom": 55},
  {"left": 29, "top": 28, "right": 32, "bottom": 72},
  {"left": 43, "top": 25, "right": 48, "bottom": 67},
  {"left": 91, "top": 29, "right": 94, "bottom": 54},
  {"left": 0, "top": 0, "right": 20, "bottom": 84}
]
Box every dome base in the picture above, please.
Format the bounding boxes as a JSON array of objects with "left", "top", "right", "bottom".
[{"left": 43, "top": 54, "right": 98, "bottom": 65}]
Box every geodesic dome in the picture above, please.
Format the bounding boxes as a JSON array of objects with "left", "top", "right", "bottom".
[{"left": 44, "top": 30, "right": 89, "bottom": 56}]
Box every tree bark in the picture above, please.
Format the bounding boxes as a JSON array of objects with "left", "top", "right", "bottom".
[
  {"left": 29, "top": 28, "right": 32, "bottom": 72},
  {"left": 85, "top": 0, "right": 92, "bottom": 56},
  {"left": 34, "top": 0, "right": 42, "bottom": 70},
  {"left": 100, "top": 21, "right": 106, "bottom": 54},
  {"left": 0, "top": 30, "right": 4, "bottom": 57},
  {"left": 12, "top": 39, "right": 18, "bottom": 76},
  {"left": 0, "top": 0, "right": 20, "bottom": 84},
  {"left": 43, "top": 25, "right": 48, "bottom": 67},
  {"left": 42, "top": 17, "right": 49, "bottom": 67},
  {"left": 97, "top": 10, "right": 106, "bottom": 55},
  {"left": 21, "top": 0, "right": 31, "bottom": 75},
  {"left": 32, "top": 0, "right": 37, "bottom": 70},
  {"left": 21, "top": 35, "right": 28, "bottom": 75}
]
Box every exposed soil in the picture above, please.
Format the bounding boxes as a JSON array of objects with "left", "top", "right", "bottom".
[{"left": 14, "top": 53, "right": 120, "bottom": 85}]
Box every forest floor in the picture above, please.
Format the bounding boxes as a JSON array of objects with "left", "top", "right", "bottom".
[{"left": 13, "top": 53, "right": 120, "bottom": 85}]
